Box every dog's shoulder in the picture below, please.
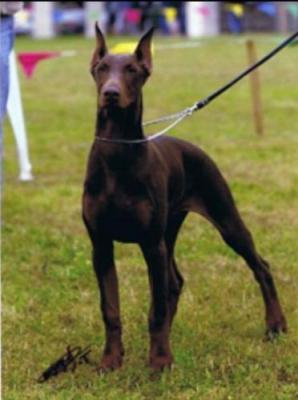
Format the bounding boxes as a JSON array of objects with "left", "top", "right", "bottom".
[
  {"left": 151, "top": 135, "right": 211, "bottom": 166},
  {"left": 151, "top": 135, "right": 225, "bottom": 185}
]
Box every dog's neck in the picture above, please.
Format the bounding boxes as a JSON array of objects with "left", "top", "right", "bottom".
[{"left": 95, "top": 96, "right": 145, "bottom": 141}]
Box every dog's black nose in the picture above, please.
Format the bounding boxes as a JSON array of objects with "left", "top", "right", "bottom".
[{"left": 104, "top": 89, "right": 120, "bottom": 101}]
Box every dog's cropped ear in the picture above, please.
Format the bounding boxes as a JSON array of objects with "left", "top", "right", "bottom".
[
  {"left": 90, "top": 22, "right": 108, "bottom": 73},
  {"left": 134, "top": 27, "right": 154, "bottom": 76},
  {"left": 94, "top": 22, "right": 107, "bottom": 58}
]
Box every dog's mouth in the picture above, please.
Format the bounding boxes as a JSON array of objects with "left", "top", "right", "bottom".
[
  {"left": 100, "top": 102, "right": 126, "bottom": 120},
  {"left": 100, "top": 96, "right": 123, "bottom": 110},
  {"left": 103, "top": 99, "right": 120, "bottom": 108},
  {"left": 99, "top": 92, "right": 134, "bottom": 114}
]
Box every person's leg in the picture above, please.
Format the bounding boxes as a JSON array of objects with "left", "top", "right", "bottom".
[{"left": 0, "top": 16, "right": 14, "bottom": 128}]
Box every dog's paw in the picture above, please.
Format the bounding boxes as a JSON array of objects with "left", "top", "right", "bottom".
[
  {"left": 149, "top": 354, "right": 173, "bottom": 372},
  {"left": 265, "top": 316, "right": 288, "bottom": 341},
  {"left": 96, "top": 353, "right": 123, "bottom": 373}
]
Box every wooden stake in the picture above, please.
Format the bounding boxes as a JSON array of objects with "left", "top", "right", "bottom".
[{"left": 246, "top": 40, "right": 264, "bottom": 136}]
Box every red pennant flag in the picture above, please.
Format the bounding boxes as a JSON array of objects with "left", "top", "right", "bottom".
[{"left": 17, "top": 52, "right": 60, "bottom": 78}]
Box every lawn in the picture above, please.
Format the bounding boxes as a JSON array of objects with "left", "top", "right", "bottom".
[{"left": 2, "top": 33, "right": 298, "bottom": 400}]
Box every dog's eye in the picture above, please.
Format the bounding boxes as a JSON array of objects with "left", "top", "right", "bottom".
[
  {"left": 97, "top": 63, "right": 109, "bottom": 73},
  {"left": 125, "top": 65, "right": 137, "bottom": 74}
]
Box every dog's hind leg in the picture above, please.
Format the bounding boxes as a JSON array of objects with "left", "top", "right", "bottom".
[
  {"left": 165, "top": 212, "right": 187, "bottom": 328},
  {"left": 212, "top": 210, "right": 287, "bottom": 338},
  {"left": 186, "top": 160, "right": 287, "bottom": 338}
]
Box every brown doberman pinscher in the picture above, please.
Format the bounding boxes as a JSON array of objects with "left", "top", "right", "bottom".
[{"left": 82, "top": 24, "right": 287, "bottom": 372}]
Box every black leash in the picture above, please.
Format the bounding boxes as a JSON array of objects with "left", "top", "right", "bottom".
[
  {"left": 192, "top": 31, "right": 298, "bottom": 113},
  {"left": 95, "top": 31, "right": 298, "bottom": 145}
]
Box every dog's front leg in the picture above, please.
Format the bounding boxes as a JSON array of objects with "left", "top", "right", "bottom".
[
  {"left": 141, "top": 239, "right": 173, "bottom": 371},
  {"left": 92, "top": 240, "right": 124, "bottom": 371}
]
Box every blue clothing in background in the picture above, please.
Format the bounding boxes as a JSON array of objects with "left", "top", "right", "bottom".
[{"left": 0, "top": 15, "right": 14, "bottom": 129}]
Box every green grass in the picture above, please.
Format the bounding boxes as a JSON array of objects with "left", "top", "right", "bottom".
[{"left": 2, "top": 34, "right": 298, "bottom": 399}]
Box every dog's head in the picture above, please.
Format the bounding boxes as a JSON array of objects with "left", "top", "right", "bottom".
[{"left": 91, "top": 23, "right": 154, "bottom": 110}]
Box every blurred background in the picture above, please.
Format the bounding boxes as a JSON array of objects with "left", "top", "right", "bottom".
[{"left": 14, "top": 1, "right": 298, "bottom": 38}]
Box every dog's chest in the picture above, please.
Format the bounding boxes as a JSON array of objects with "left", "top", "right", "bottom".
[
  {"left": 108, "top": 176, "right": 152, "bottom": 216},
  {"left": 84, "top": 170, "right": 155, "bottom": 242}
]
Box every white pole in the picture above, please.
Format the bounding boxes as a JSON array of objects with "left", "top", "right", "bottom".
[
  {"left": 7, "top": 51, "right": 33, "bottom": 181},
  {"left": 85, "top": 2, "right": 106, "bottom": 37},
  {"left": 186, "top": 2, "right": 220, "bottom": 37},
  {"left": 32, "top": 1, "right": 55, "bottom": 39}
]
